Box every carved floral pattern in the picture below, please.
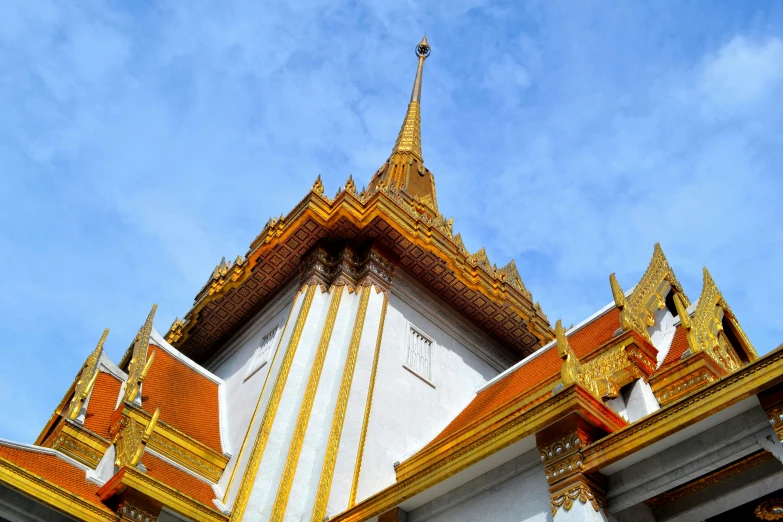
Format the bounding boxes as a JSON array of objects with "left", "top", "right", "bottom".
[{"left": 550, "top": 481, "right": 604, "bottom": 516}]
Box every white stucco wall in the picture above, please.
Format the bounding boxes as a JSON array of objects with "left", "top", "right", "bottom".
[
  {"left": 249, "top": 287, "right": 332, "bottom": 518},
  {"left": 408, "top": 450, "right": 552, "bottom": 522},
  {"left": 209, "top": 282, "right": 299, "bottom": 503},
  {"left": 355, "top": 273, "right": 503, "bottom": 504},
  {"left": 323, "top": 288, "right": 387, "bottom": 517}
]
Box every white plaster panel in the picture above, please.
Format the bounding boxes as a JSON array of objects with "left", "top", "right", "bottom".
[
  {"left": 413, "top": 456, "right": 552, "bottom": 522},
  {"left": 325, "top": 288, "right": 387, "bottom": 517},
  {"left": 216, "top": 287, "right": 301, "bottom": 505},
  {"left": 244, "top": 288, "right": 331, "bottom": 517},
  {"left": 623, "top": 379, "right": 659, "bottom": 422},
  {"left": 289, "top": 287, "right": 360, "bottom": 520},
  {"left": 355, "top": 277, "right": 500, "bottom": 503},
  {"left": 649, "top": 307, "right": 677, "bottom": 367},
  {"left": 554, "top": 504, "right": 609, "bottom": 522}
]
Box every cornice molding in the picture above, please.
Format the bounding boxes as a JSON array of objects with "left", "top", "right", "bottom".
[{"left": 167, "top": 188, "right": 552, "bottom": 363}]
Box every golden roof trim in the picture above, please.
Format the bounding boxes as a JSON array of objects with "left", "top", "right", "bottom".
[
  {"left": 0, "top": 455, "right": 116, "bottom": 521},
  {"left": 336, "top": 345, "right": 783, "bottom": 521},
  {"left": 333, "top": 385, "right": 622, "bottom": 521},
  {"left": 167, "top": 187, "right": 551, "bottom": 361}
]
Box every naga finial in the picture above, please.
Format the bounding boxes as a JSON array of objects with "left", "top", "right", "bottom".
[
  {"left": 66, "top": 328, "right": 109, "bottom": 421},
  {"left": 556, "top": 319, "right": 580, "bottom": 386},
  {"left": 123, "top": 304, "right": 158, "bottom": 404}
]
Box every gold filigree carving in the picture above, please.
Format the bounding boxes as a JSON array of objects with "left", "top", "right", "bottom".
[
  {"left": 114, "top": 408, "right": 160, "bottom": 469},
  {"left": 118, "top": 500, "right": 158, "bottom": 522},
  {"left": 685, "top": 268, "right": 743, "bottom": 373},
  {"left": 312, "top": 175, "right": 325, "bottom": 196},
  {"left": 271, "top": 288, "right": 344, "bottom": 520},
  {"left": 312, "top": 286, "right": 372, "bottom": 521},
  {"left": 472, "top": 248, "right": 491, "bottom": 272},
  {"left": 499, "top": 260, "right": 531, "bottom": 299},
  {"left": 66, "top": 328, "right": 109, "bottom": 421},
  {"left": 610, "top": 273, "right": 652, "bottom": 343},
  {"left": 166, "top": 317, "right": 186, "bottom": 344},
  {"left": 345, "top": 175, "right": 357, "bottom": 195},
  {"left": 550, "top": 479, "right": 604, "bottom": 516},
  {"left": 557, "top": 320, "right": 581, "bottom": 387},
  {"left": 50, "top": 425, "right": 106, "bottom": 468},
  {"left": 756, "top": 498, "right": 783, "bottom": 520},
  {"left": 612, "top": 244, "right": 690, "bottom": 344},
  {"left": 654, "top": 367, "right": 717, "bottom": 405},
  {"left": 349, "top": 294, "right": 389, "bottom": 508},
  {"left": 539, "top": 432, "right": 583, "bottom": 463},
  {"left": 557, "top": 320, "right": 655, "bottom": 401},
  {"left": 123, "top": 305, "right": 158, "bottom": 403}
]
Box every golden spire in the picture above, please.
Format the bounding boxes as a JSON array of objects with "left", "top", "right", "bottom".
[{"left": 390, "top": 35, "right": 430, "bottom": 161}]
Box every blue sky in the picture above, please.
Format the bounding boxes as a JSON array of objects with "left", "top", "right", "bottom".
[{"left": 1, "top": 1, "right": 782, "bottom": 443}]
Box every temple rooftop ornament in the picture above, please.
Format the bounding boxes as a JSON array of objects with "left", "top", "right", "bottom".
[
  {"left": 0, "top": 38, "right": 779, "bottom": 522},
  {"left": 366, "top": 35, "right": 439, "bottom": 214}
]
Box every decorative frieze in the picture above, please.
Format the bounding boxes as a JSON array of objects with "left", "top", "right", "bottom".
[
  {"left": 649, "top": 351, "right": 723, "bottom": 406},
  {"left": 114, "top": 404, "right": 229, "bottom": 483},
  {"left": 299, "top": 245, "right": 395, "bottom": 293},
  {"left": 48, "top": 421, "right": 110, "bottom": 469},
  {"left": 536, "top": 414, "right": 606, "bottom": 517},
  {"left": 550, "top": 474, "right": 605, "bottom": 517},
  {"left": 113, "top": 408, "right": 160, "bottom": 470},
  {"left": 118, "top": 499, "right": 159, "bottom": 522},
  {"left": 556, "top": 319, "right": 657, "bottom": 402}
]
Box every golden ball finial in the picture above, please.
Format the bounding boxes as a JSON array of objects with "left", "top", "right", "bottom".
[{"left": 416, "top": 35, "right": 431, "bottom": 58}]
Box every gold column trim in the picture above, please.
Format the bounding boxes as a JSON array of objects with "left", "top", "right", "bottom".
[
  {"left": 311, "top": 286, "right": 372, "bottom": 521},
  {"left": 222, "top": 294, "right": 299, "bottom": 502},
  {"left": 349, "top": 294, "right": 388, "bottom": 508},
  {"left": 270, "top": 287, "right": 344, "bottom": 521},
  {"left": 229, "top": 285, "right": 317, "bottom": 521}
]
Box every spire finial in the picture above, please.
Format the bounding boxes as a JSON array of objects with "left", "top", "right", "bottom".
[
  {"left": 365, "top": 37, "right": 438, "bottom": 214},
  {"left": 390, "top": 36, "right": 431, "bottom": 160}
]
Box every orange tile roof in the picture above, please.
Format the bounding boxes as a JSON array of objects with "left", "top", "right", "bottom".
[
  {"left": 141, "top": 347, "right": 223, "bottom": 453},
  {"left": 83, "top": 372, "right": 122, "bottom": 438},
  {"left": 660, "top": 325, "right": 689, "bottom": 370},
  {"left": 420, "top": 308, "right": 621, "bottom": 450},
  {"left": 0, "top": 444, "right": 111, "bottom": 513},
  {"left": 142, "top": 453, "right": 217, "bottom": 510}
]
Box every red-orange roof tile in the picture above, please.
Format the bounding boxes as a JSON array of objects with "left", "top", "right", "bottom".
[
  {"left": 0, "top": 444, "right": 111, "bottom": 512},
  {"left": 660, "top": 325, "right": 690, "bottom": 370},
  {"left": 83, "top": 372, "right": 122, "bottom": 438},
  {"left": 420, "top": 308, "right": 621, "bottom": 451},
  {"left": 142, "top": 453, "right": 217, "bottom": 510},
  {"left": 141, "top": 347, "right": 223, "bottom": 453}
]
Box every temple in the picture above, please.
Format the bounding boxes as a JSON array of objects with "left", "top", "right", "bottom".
[{"left": 2, "top": 37, "right": 783, "bottom": 522}]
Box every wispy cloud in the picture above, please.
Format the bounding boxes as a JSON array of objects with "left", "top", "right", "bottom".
[{"left": 0, "top": 1, "right": 781, "bottom": 442}]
